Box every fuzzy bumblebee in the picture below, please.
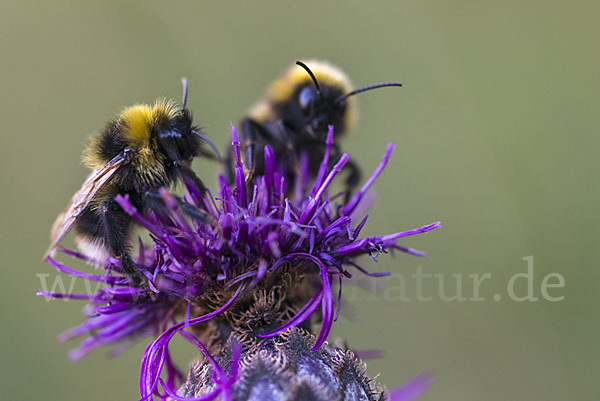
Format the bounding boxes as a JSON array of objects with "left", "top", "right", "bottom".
[
  {"left": 225, "top": 60, "right": 402, "bottom": 195},
  {"left": 45, "top": 81, "right": 216, "bottom": 285}
]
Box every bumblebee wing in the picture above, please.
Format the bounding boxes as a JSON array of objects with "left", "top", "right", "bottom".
[{"left": 45, "top": 151, "right": 130, "bottom": 258}]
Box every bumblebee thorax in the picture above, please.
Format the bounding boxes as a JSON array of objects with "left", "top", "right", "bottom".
[
  {"left": 132, "top": 147, "right": 168, "bottom": 189},
  {"left": 119, "top": 99, "right": 179, "bottom": 149}
]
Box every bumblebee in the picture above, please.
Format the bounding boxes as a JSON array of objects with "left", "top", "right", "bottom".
[
  {"left": 46, "top": 80, "right": 216, "bottom": 286},
  {"left": 226, "top": 60, "right": 402, "bottom": 194}
]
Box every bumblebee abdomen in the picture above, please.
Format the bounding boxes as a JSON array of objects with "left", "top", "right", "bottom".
[{"left": 74, "top": 198, "right": 134, "bottom": 263}]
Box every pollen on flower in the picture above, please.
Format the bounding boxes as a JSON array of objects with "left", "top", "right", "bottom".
[{"left": 39, "top": 125, "right": 440, "bottom": 400}]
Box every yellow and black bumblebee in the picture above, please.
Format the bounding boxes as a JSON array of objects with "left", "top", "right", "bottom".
[
  {"left": 46, "top": 80, "right": 216, "bottom": 285},
  {"left": 225, "top": 60, "right": 402, "bottom": 194}
]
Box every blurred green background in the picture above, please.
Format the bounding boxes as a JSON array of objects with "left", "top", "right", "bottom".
[{"left": 1, "top": 1, "right": 598, "bottom": 400}]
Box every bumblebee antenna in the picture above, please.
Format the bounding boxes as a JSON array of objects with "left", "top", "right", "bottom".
[
  {"left": 296, "top": 61, "right": 321, "bottom": 96},
  {"left": 181, "top": 77, "right": 189, "bottom": 110},
  {"left": 335, "top": 82, "right": 403, "bottom": 104},
  {"left": 192, "top": 130, "right": 221, "bottom": 160}
]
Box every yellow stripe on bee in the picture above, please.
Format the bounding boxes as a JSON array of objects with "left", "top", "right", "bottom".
[
  {"left": 82, "top": 98, "right": 179, "bottom": 169},
  {"left": 248, "top": 100, "right": 274, "bottom": 122},
  {"left": 120, "top": 98, "right": 178, "bottom": 147},
  {"left": 82, "top": 136, "right": 105, "bottom": 169}
]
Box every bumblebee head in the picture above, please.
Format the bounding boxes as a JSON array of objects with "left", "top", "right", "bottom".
[
  {"left": 265, "top": 60, "right": 354, "bottom": 141},
  {"left": 294, "top": 62, "right": 350, "bottom": 140},
  {"left": 265, "top": 60, "right": 402, "bottom": 142},
  {"left": 117, "top": 98, "right": 199, "bottom": 166},
  {"left": 119, "top": 79, "right": 218, "bottom": 166}
]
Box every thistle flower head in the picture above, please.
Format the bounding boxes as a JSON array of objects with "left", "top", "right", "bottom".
[{"left": 40, "top": 125, "right": 440, "bottom": 400}]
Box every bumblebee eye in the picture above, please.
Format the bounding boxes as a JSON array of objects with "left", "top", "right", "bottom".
[{"left": 298, "top": 87, "right": 317, "bottom": 111}]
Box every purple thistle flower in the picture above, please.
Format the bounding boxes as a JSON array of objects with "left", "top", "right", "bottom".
[{"left": 40, "top": 125, "right": 440, "bottom": 400}]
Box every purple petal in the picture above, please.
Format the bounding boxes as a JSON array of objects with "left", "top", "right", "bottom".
[
  {"left": 388, "top": 373, "right": 433, "bottom": 401},
  {"left": 343, "top": 143, "right": 395, "bottom": 216}
]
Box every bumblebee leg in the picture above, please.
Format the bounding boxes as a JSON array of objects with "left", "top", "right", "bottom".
[
  {"left": 329, "top": 142, "right": 341, "bottom": 160},
  {"left": 325, "top": 144, "right": 361, "bottom": 200},
  {"left": 284, "top": 139, "right": 301, "bottom": 183},
  {"left": 142, "top": 190, "right": 209, "bottom": 222},
  {"left": 97, "top": 196, "right": 146, "bottom": 286},
  {"left": 180, "top": 202, "right": 210, "bottom": 222},
  {"left": 224, "top": 144, "right": 235, "bottom": 184},
  {"left": 342, "top": 158, "right": 361, "bottom": 202},
  {"left": 240, "top": 118, "right": 259, "bottom": 182},
  {"left": 173, "top": 161, "right": 209, "bottom": 209},
  {"left": 268, "top": 120, "right": 303, "bottom": 192},
  {"left": 119, "top": 252, "right": 145, "bottom": 287},
  {"left": 175, "top": 161, "right": 206, "bottom": 194}
]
